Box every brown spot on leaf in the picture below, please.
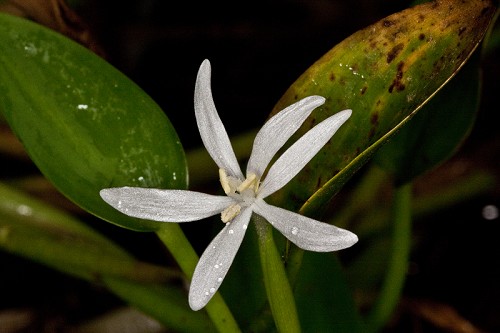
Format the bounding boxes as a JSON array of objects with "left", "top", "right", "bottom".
[
  {"left": 360, "top": 86, "right": 367, "bottom": 95},
  {"left": 329, "top": 72, "right": 336, "bottom": 81},
  {"left": 388, "top": 61, "right": 406, "bottom": 93},
  {"left": 458, "top": 26, "right": 467, "bottom": 36},
  {"left": 316, "top": 177, "right": 322, "bottom": 190},
  {"left": 369, "top": 127, "right": 376, "bottom": 139},
  {"left": 370, "top": 113, "right": 379, "bottom": 125},
  {"left": 419, "top": 33, "right": 425, "bottom": 41},
  {"left": 387, "top": 43, "right": 404, "bottom": 64}
]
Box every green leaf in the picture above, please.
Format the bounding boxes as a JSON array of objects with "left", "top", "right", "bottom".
[
  {"left": 267, "top": 0, "right": 495, "bottom": 215},
  {"left": 0, "top": 13, "right": 187, "bottom": 231},
  {"left": 374, "top": 51, "right": 482, "bottom": 184},
  {"left": 0, "top": 182, "right": 177, "bottom": 283},
  {"left": 294, "top": 252, "right": 365, "bottom": 333}
]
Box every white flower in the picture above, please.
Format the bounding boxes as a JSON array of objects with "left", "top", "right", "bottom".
[{"left": 100, "top": 59, "right": 358, "bottom": 311}]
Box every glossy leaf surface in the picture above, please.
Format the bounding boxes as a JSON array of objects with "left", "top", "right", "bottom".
[
  {"left": 268, "top": 0, "right": 495, "bottom": 214},
  {"left": 0, "top": 13, "right": 187, "bottom": 231}
]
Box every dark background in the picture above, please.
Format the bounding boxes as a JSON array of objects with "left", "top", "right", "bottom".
[{"left": 0, "top": 0, "right": 498, "bottom": 332}]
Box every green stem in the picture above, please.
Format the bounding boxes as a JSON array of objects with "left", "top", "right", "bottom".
[
  {"left": 254, "top": 216, "right": 301, "bottom": 333},
  {"left": 366, "top": 183, "right": 412, "bottom": 332},
  {"left": 156, "top": 225, "right": 241, "bottom": 333}
]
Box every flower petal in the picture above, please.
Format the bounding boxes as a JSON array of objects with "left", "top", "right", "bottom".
[
  {"left": 194, "top": 59, "right": 243, "bottom": 179},
  {"left": 246, "top": 95, "right": 325, "bottom": 177},
  {"left": 189, "top": 207, "right": 252, "bottom": 310},
  {"left": 258, "top": 109, "right": 352, "bottom": 198},
  {"left": 100, "top": 187, "right": 234, "bottom": 222},
  {"left": 253, "top": 199, "right": 358, "bottom": 252}
]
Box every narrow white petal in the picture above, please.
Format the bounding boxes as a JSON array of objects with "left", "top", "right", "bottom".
[
  {"left": 194, "top": 59, "right": 243, "bottom": 179},
  {"left": 258, "top": 109, "right": 352, "bottom": 199},
  {"left": 100, "top": 187, "right": 235, "bottom": 222},
  {"left": 246, "top": 96, "right": 325, "bottom": 177},
  {"left": 189, "top": 208, "right": 252, "bottom": 310},
  {"left": 253, "top": 199, "right": 358, "bottom": 252}
]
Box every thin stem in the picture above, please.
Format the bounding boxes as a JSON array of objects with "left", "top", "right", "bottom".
[
  {"left": 156, "top": 225, "right": 241, "bottom": 333},
  {"left": 254, "top": 215, "right": 301, "bottom": 333},
  {"left": 365, "top": 182, "right": 412, "bottom": 332}
]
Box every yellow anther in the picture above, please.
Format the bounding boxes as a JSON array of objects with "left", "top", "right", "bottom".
[
  {"left": 221, "top": 203, "right": 241, "bottom": 223},
  {"left": 219, "top": 169, "right": 231, "bottom": 194},
  {"left": 237, "top": 173, "right": 258, "bottom": 193}
]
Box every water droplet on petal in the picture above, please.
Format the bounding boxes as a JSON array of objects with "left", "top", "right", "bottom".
[
  {"left": 217, "top": 277, "right": 223, "bottom": 282},
  {"left": 214, "top": 264, "right": 219, "bottom": 269},
  {"left": 228, "top": 229, "right": 234, "bottom": 234},
  {"left": 205, "top": 291, "right": 209, "bottom": 296},
  {"left": 291, "top": 227, "right": 299, "bottom": 235},
  {"left": 209, "top": 288, "right": 216, "bottom": 294},
  {"left": 243, "top": 224, "right": 247, "bottom": 230}
]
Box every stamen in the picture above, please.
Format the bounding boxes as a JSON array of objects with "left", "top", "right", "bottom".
[
  {"left": 221, "top": 203, "right": 241, "bottom": 223},
  {"left": 237, "top": 173, "right": 258, "bottom": 193},
  {"left": 219, "top": 169, "right": 231, "bottom": 194}
]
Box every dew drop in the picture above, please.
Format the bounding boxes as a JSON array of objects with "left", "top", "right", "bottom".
[
  {"left": 228, "top": 229, "right": 234, "bottom": 234},
  {"left": 24, "top": 43, "right": 37, "bottom": 56},
  {"left": 291, "top": 227, "right": 299, "bottom": 235},
  {"left": 205, "top": 292, "right": 209, "bottom": 296},
  {"left": 209, "top": 288, "right": 216, "bottom": 294},
  {"left": 217, "top": 277, "right": 223, "bottom": 282},
  {"left": 16, "top": 205, "right": 32, "bottom": 216},
  {"left": 214, "top": 264, "right": 219, "bottom": 269},
  {"left": 482, "top": 205, "right": 499, "bottom": 220},
  {"left": 242, "top": 224, "right": 247, "bottom": 230}
]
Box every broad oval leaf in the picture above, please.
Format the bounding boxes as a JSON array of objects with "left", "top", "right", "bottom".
[
  {"left": 268, "top": 0, "right": 495, "bottom": 214},
  {"left": 0, "top": 13, "right": 188, "bottom": 231}
]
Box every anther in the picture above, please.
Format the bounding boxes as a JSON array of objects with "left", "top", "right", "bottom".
[
  {"left": 219, "top": 169, "right": 231, "bottom": 194},
  {"left": 221, "top": 203, "right": 241, "bottom": 223},
  {"left": 237, "top": 173, "right": 258, "bottom": 193}
]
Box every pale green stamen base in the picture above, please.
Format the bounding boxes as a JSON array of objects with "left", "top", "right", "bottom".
[{"left": 219, "top": 168, "right": 260, "bottom": 222}]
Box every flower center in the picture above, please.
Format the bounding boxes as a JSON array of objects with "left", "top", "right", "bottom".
[{"left": 219, "top": 168, "right": 259, "bottom": 223}]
